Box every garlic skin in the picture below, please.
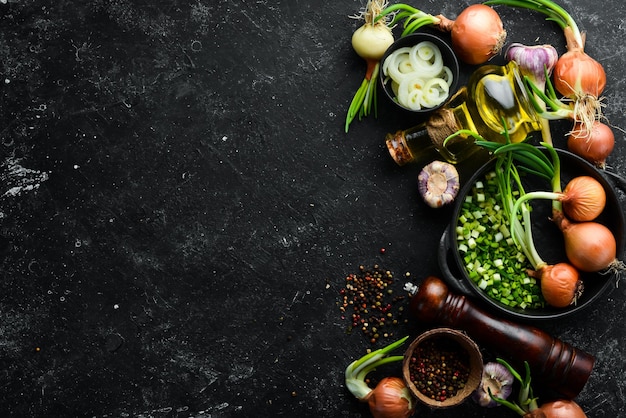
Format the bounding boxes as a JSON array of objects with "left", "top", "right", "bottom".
[
  {"left": 506, "top": 43, "right": 558, "bottom": 145},
  {"left": 505, "top": 43, "right": 558, "bottom": 89},
  {"left": 472, "top": 361, "right": 514, "bottom": 408},
  {"left": 417, "top": 160, "right": 460, "bottom": 208}
]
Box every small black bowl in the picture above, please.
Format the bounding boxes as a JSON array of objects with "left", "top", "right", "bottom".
[
  {"left": 438, "top": 148, "right": 624, "bottom": 321},
  {"left": 379, "top": 32, "right": 460, "bottom": 116}
]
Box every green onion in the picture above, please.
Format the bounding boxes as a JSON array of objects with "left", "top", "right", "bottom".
[
  {"left": 374, "top": 4, "right": 440, "bottom": 37},
  {"left": 484, "top": 0, "right": 583, "bottom": 48},
  {"left": 456, "top": 166, "right": 544, "bottom": 309},
  {"left": 345, "top": 336, "right": 408, "bottom": 399}
]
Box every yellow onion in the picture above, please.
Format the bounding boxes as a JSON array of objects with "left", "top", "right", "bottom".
[
  {"left": 552, "top": 23, "right": 606, "bottom": 113},
  {"left": 345, "top": 337, "right": 415, "bottom": 418},
  {"left": 567, "top": 120, "right": 615, "bottom": 169},
  {"left": 436, "top": 4, "right": 506, "bottom": 65},
  {"left": 535, "top": 263, "right": 583, "bottom": 308},
  {"left": 561, "top": 220, "right": 617, "bottom": 273},
  {"left": 553, "top": 27, "right": 606, "bottom": 128},
  {"left": 526, "top": 400, "right": 588, "bottom": 418},
  {"left": 365, "top": 377, "right": 415, "bottom": 418},
  {"left": 560, "top": 176, "right": 606, "bottom": 222},
  {"left": 554, "top": 48, "right": 606, "bottom": 99}
]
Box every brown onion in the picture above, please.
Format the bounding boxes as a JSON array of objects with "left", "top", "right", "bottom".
[
  {"left": 524, "top": 400, "right": 588, "bottom": 418},
  {"left": 436, "top": 4, "right": 506, "bottom": 65},
  {"left": 567, "top": 120, "right": 615, "bottom": 169},
  {"left": 365, "top": 377, "right": 415, "bottom": 418},
  {"left": 560, "top": 176, "right": 606, "bottom": 222},
  {"left": 554, "top": 49, "right": 606, "bottom": 99},
  {"left": 559, "top": 219, "right": 617, "bottom": 273},
  {"left": 553, "top": 27, "right": 606, "bottom": 131},
  {"left": 534, "top": 263, "right": 582, "bottom": 308}
]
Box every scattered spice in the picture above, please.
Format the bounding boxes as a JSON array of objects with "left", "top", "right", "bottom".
[
  {"left": 408, "top": 337, "right": 470, "bottom": 402},
  {"left": 339, "top": 265, "right": 408, "bottom": 344}
]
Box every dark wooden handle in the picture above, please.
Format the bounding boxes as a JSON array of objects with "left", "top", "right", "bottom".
[{"left": 410, "top": 276, "right": 595, "bottom": 399}]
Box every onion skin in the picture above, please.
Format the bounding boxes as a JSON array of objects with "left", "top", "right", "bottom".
[
  {"left": 535, "top": 263, "right": 582, "bottom": 308},
  {"left": 351, "top": 23, "right": 394, "bottom": 62},
  {"left": 523, "top": 400, "right": 587, "bottom": 418},
  {"left": 558, "top": 218, "right": 617, "bottom": 273},
  {"left": 554, "top": 49, "right": 606, "bottom": 98},
  {"left": 437, "top": 4, "right": 506, "bottom": 65},
  {"left": 351, "top": 23, "right": 394, "bottom": 80},
  {"left": 560, "top": 176, "right": 606, "bottom": 222},
  {"left": 554, "top": 27, "right": 606, "bottom": 98},
  {"left": 365, "top": 377, "right": 415, "bottom": 418},
  {"left": 567, "top": 121, "right": 615, "bottom": 169}
]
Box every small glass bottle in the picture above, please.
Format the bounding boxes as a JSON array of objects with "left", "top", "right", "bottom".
[{"left": 386, "top": 61, "right": 543, "bottom": 165}]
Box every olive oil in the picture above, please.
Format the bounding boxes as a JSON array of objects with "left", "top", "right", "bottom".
[{"left": 386, "top": 61, "right": 543, "bottom": 165}]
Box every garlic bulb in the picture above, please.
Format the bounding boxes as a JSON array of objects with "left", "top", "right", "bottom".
[{"left": 472, "top": 361, "right": 514, "bottom": 407}]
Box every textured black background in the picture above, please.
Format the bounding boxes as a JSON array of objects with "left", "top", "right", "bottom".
[{"left": 1, "top": 1, "right": 625, "bottom": 417}]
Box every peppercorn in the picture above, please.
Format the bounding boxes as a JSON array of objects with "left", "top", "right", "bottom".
[
  {"left": 408, "top": 337, "right": 470, "bottom": 402},
  {"left": 338, "top": 265, "right": 407, "bottom": 344}
]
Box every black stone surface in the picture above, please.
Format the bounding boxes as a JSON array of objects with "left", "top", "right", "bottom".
[{"left": 1, "top": 1, "right": 625, "bottom": 417}]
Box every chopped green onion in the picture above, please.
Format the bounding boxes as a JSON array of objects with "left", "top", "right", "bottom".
[{"left": 456, "top": 167, "right": 545, "bottom": 309}]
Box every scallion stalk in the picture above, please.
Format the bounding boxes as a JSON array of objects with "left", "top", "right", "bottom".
[{"left": 345, "top": 336, "right": 408, "bottom": 400}]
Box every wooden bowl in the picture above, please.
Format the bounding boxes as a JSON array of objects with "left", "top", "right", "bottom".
[{"left": 402, "top": 328, "right": 483, "bottom": 408}]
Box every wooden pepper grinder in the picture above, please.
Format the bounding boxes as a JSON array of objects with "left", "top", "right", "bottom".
[{"left": 410, "top": 276, "right": 595, "bottom": 399}]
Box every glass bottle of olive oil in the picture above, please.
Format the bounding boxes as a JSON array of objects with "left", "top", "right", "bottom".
[{"left": 386, "top": 61, "right": 543, "bottom": 165}]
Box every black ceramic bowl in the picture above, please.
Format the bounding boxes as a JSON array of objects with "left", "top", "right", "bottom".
[
  {"left": 379, "top": 32, "right": 460, "bottom": 115},
  {"left": 438, "top": 148, "right": 625, "bottom": 321}
]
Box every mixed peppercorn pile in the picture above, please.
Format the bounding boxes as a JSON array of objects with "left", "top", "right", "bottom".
[
  {"left": 338, "top": 264, "right": 408, "bottom": 344},
  {"left": 408, "top": 336, "right": 471, "bottom": 402}
]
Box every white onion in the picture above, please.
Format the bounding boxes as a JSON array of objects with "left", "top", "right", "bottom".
[{"left": 383, "top": 40, "right": 453, "bottom": 110}]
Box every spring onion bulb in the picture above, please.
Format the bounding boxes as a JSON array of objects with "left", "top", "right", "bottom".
[
  {"left": 489, "top": 359, "right": 588, "bottom": 417},
  {"left": 530, "top": 400, "right": 588, "bottom": 418},
  {"left": 511, "top": 176, "right": 606, "bottom": 223},
  {"left": 345, "top": 337, "right": 415, "bottom": 418},
  {"left": 524, "top": 75, "right": 616, "bottom": 168},
  {"left": 567, "top": 120, "right": 615, "bottom": 169},
  {"left": 345, "top": 0, "right": 394, "bottom": 132},
  {"left": 552, "top": 213, "right": 622, "bottom": 273},
  {"left": 382, "top": 41, "right": 453, "bottom": 110},
  {"left": 531, "top": 262, "right": 583, "bottom": 308}
]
